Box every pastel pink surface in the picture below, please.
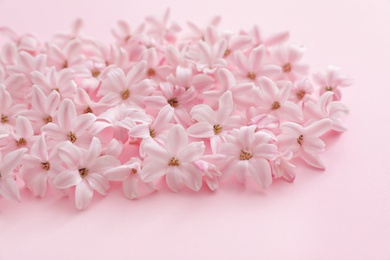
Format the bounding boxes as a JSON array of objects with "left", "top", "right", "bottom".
[{"left": 1, "top": 0, "right": 390, "bottom": 259}]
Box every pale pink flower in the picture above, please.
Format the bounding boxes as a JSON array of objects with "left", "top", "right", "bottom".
[
  {"left": 186, "top": 16, "right": 221, "bottom": 43},
  {"left": 167, "top": 66, "right": 215, "bottom": 94},
  {"left": 255, "top": 77, "right": 303, "bottom": 122},
  {"left": 19, "top": 135, "right": 63, "bottom": 197},
  {"left": 111, "top": 20, "right": 145, "bottom": 46},
  {"left": 73, "top": 88, "right": 110, "bottom": 116},
  {"left": 0, "top": 116, "right": 35, "bottom": 154},
  {"left": 145, "top": 9, "right": 181, "bottom": 43},
  {"left": 186, "top": 39, "right": 228, "bottom": 74},
  {"left": 42, "top": 99, "right": 96, "bottom": 148},
  {"left": 53, "top": 137, "right": 120, "bottom": 209},
  {"left": 187, "top": 90, "right": 242, "bottom": 153},
  {"left": 46, "top": 40, "right": 85, "bottom": 71},
  {"left": 304, "top": 91, "right": 349, "bottom": 132},
  {"left": 276, "top": 118, "right": 332, "bottom": 169},
  {"left": 220, "top": 126, "right": 277, "bottom": 189},
  {"left": 145, "top": 82, "right": 197, "bottom": 127},
  {"left": 140, "top": 125, "right": 205, "bottom": 192},
  {"left": 271, "top": 151, "right": 296, "bottom": 182},
  {"left": 165, "top": 45, "right": 190, "bottom": 68},
  {"left": 248, "top": 24, "right": 289, "bottom": 48},
  {"left": 0, "top": 27, "right": 40, "bottom": 55},
  {"left": 6, "top": 51, "right": 46, "bottom": 81},
  {"left": 0, "top": 68, "right": 30, "bottom": 103},
  {"left": 105, "top": 157, "right": 156, "bottom": 199},
  {"left": 21, "top": 86, "right": 61, "bottom": 131},
  {"left": 193, "top": 154, "right": 226, "bottom": 191},
  {"left": 234, "top": 45, "right": 281, "bottom": 82},
  {"left": 142, "top": 48, "right": 171, "bottom": 80},
  {"left": 52, "top": 18, "right": 85, "bottom": 47},
  {"left": 0, "top": 148, "right": 27, "bottom": 201},
  {"left": 99, "top": 61, "right": 155, "bottom": 108},
  {"left": 0, "top": 84, "right": 26, "bottom": 131},
  {"left": 313, "top": 66, "right": 353, "bottom": 101},
  {"left": 289, "top": 77, "right": 314, "bottom": 104},
  {"left": 222, "top": 33, "right": 252, "bottom": 60},
  {"left": 31, "top": 67, "right": 77, "bottom": 98},
  {"left": 272, "top": 44, "right": 309, "bottom": 81}
]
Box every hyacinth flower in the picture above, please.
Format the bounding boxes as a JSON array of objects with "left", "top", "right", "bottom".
[
  {"left": 313, "top": 66, "right": 353, "bottom": 101},
  {"left": 140, "top": 125, "right": 205, "bottom": 192},
  {"left": 53, "top": 137, "right": 120, "bottom": 209},
  {"left": 0, "top": 148, "right": 27, "bottom": 201},
  {"left": 276, "top": 118, "right": 332, "bottom": 169},
  {"left": 0, "top": 116, "right": 35, "bottom": 154},
  {"left": 272, "top": 44, "right": 309, "bottom": 81},
  {"left": 220, "top": 126, "right": 277, "bottom": 189}
]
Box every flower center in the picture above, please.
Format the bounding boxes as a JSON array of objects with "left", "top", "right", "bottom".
[
  {"left": 91, "top": 69, "right": 100, "bottom": 78},
  {"left": 224, "top": 49, "right": 231, "bottom": 57},
  {"left": 325, "top": 86, "right": 333, "bottom": 91},
  {"left": 53, "top": 88, "right": 60, "bottom": 93},
  {"left": 16, "top": 138, "right": 27, "bottom": 146},
  {"left": 297, "top": 135, "right": 303, "bottom": 145},
  {"left": 240, "top": 150, "right": 253, "bottom": 160},
  {"left": 282, "top": 63, "right": 292, "bottom": 73},
  {"left": 213, "top": 124, "right": 222, "bottom": 135},
  {"left": 149, "top": 129, "right": 156, "bottom": 138},
  {"left": 271, "top": 101, "right": 280, "bottom": 110},
  {"left": 167, "top": 97, "right": 179, "bottom": 108},
  {"left": 121, "top": 89, "right": 130, "bottom": 100},
  {"left": 296, "top": 90, "right": 306, "bottom": 100},
  {"left": 125, "top": 35, "right": 131, "bottom": 42},
  {"left": 168, "top": 157, "right": 180, "bottom": 166},
  {"left": 131, "top": 168, "right": 137, "bottom": 174},
  {"left": 63, "top": 60, "right": 68, "bottom": 69},
  {"left": 79, "top": 168, "right": 89, "bottom": 178},
  {"left": 147, "top": 68, "right": 156, "bottom": 77},
  {"left": 68, "top": 131, "right": 77, "bottom": 143},
  {"left": 1, "top": 114, "right": 9, "bottom": 123},
  {"left": 84, "top": 106, "right": 93, "bottom": 114},
  {"left": 247, "top": 72, "right": 256, "bottom": 80},
  {"left": 43, "top": 115, "right": 52, "bottom": 124},
  {"left": 41, "top": 162, "right": 51, "bottom": 171}
]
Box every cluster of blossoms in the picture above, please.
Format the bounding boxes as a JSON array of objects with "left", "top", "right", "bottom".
[{"left": 0, "top": 10, "right": 351, "bottom": 209}]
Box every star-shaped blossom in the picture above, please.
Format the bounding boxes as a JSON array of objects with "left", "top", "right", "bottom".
[
  {"left": 140, "top": 125, "right": 205, "bottom": 192},
  {"left": 304, "top": 91, "right": 349, "bottom": 132},
  {"left": 255, "top": 77, "right": 303, "bottom": 122},
  {"left": 313, "top": 66, "right": 353, "bottom": 101},
  {"left": 193, "top": 154, "right": 227, "bottom": 191},
  {"left": 19, "top": 135, "right": 63, "bottom": 197},
  {"left": 0, "top": 84, "right": 26, "bottom": 131},
  {"left": 0, "top": 148, "right": 27, "bottom": 201},
  {"left": 42, "top": 99, "right": 96, "bottom": 148},
  {"left": 187, "top": 90, "right": 242, "bottom": 153},
  {"left": 220, "top": 126, "right": 277, "bottom": 189},
  {"left": 53, "top": 137, "right": 120, "bottom": 209},
  {"left": 276, "top": 118, "right": 332, "bottom": 169},
  {"left": 272, "top": 44, "right": 309, "bottom": 81},
  {"left": 0, "top": 116, "right": 35, "bottom": 154},
  {"left": 271, "top": 151, "right": 296, "bottom": 182},
  {"left": 105, "top": 157, "right": 156, "bottom": 199}
]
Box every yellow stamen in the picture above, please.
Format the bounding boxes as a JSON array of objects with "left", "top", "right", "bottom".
[
  {"left": 168, "top": 157, "right": 180, "bottom": 166},
  {"left": 240, "top": 150, "right": 253, "bottom": 160}
]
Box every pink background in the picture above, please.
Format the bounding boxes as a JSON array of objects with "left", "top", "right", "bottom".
[{"left": 1, "top": 0, "right": 390, "bottom": 259}]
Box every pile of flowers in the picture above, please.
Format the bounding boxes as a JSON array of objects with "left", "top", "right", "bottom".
[{"left": 0, "top": 10, "right": 351, "bottom": 209}]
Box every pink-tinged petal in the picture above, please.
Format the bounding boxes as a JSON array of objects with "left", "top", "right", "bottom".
[
  {"left": 279, "top": 101, "right": 303, "bottom": 122},
  {"left": 288, "top": 45, "right": 305, "bottom": 63},
  {"left": 46, "top": 90, "right": 61, "bottom": 113},
  {"left": 75, "top": 180, "right": 94, "bottom": 210},
  {"left": 217, "top": 90, "right": 233, "bottom": 123},
  {"left": 190, "top": 104, "right": 216, "bottom": 124},
  {"left": 72, "top": 113, "right": 96, "bottom": 133},
  {"left": 31, "top": 173, "right": 47, "bottom": 197},
  {"left": 0, "top": 177, "right": 21, "bottom": 201},
  {"left": 277, "top": 82, "right": 292, "bottom": 104},
  {"left": 74, "top": 88, "right": 91, "bottom": 105},
  {"left": 224, "top": 160, "right": 249, "bottom": 181},
  {"left": 123, "top": 176, "right": 140, "bottom": 199},
  {"left": 302, "top": 136, "right": 325, "bottom": 153},
  {"left": 234, "top": 51, "right": 249, "bottom": 73},
  {"left": 89, "top": 155, "right": 120, "bottom": 174},
  {"left": 205, "top": 176, "right": 219, "bottom": 191},
  {"left": 264, "top": 31, "right": 289, "bottom": 46},
  {"left": 53, "top": 170, "right": 82, "bottom": 189},
  {"left": 249, "top": 158, "right": 272, "bottom": 189},
  {"left": 276, "top": 134, "right": 300, "bottom": 155},
  {"left": 187, "top": 122, "right": 214, "bottom": 138},
  {"left": 280, "top": 122, "right": 303, "bottom": 135},
  {"left": 232, "top": 83, "right": 256, "bottom": 96},
  {"left": 89, "top": 121, "right": 112, "bottom": 136},
  {"left": 192, "top": 74, "right": 215, "bottom": 91},
  {"left": 331, "top": 119, "right": 348, "bottom": 132},
  {"left": 58, "top": 99, "right": 77, "bottom": 130},
  {"left": 1, "top": 148, "right": 27, "bottom": 176},
  {"left": 178, "top": 142, "right": 205, "bottom": 163},
  {"left": 258, "top": 77, "right": 278, "bottom": 100},
  {"left": 144, "top": 142, "right": 170, "bottom": 163},
  {"left": 219, "top": 143, "right": 241, "bottom": 158},
  {"left": 167, "top": 124, "right": 188, "bottom": 156},
  {"left": 42, "top": 123, "right": 65, "bottom": 139},
  {"left": 15, "top": 116, "right": 34, "bottom": 138},
  {"left": 58, "top": 142, "right": 82, "bottom": 168},
  {"left": 181, "top": 163, "right": 202, "bottom": 191},
  {"left": 213, "top": 38, "right": 227, "bottom": 59},
  {"left": 128, "top": 124, "right": 150, "bottom": 139},
  {"left": 105, "top": 165, "right": 130, "bottom": 181},
  {"left": 166, "top": 166, "right": 183, "bottom": 192},
  {"left": 30, "top": 135, "right": 48, "bottom": 161},
  {"left": 305, "top": 118, "right": 332, "bottom": 137},
  {"left": 249, "top": 45, "right": 266, "bottom": 73},
  {"left": 31, "top": 86, "right": 46, "bottom": 113},
  {"left": 253, "top": 144, "right": 277, "bottom": 160},
  {"left": 87, "top": 173, "right": 109, "bottom": 195},
  {"left": 153, "top": 105, "right": 174, "bottom": 126},
  {"left": 83, "top": 137, "right": 101, "bottom": 167},
  {"left": 140, "top": 161, "right": 166, "bottom": 182},
  {"left": 300, "top": 150, "right": 326, "bottom": 169},
  {"left": 237, "top": 125, "right": 256, "bottom": 150}
]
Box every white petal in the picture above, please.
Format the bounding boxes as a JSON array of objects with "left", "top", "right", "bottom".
[
  {"left": 87, "top": 173, "right": 109, "bottom": 195},
  {"left": 167, "top": 124, "right": 188, "bottom": 156},
  {"left": 75, "top": 180, "right": 94, "bottom": 210},
  {"left": 178, "top": 142, "right": 205, "bottom": 163},
  {"left": 53, "top": 170, "right": 82, "bottom": 189},
  {"left": 139, "top": 161, "right": 167, "bottom": 182},
  {"left": 187, "top": 122, "right": 214, "bottom": 138},
  {"left": 181, "top": 164, "right": 202, "bottom": 191},
  {"left": 165, "top": 166, "right": 183, "bottom": 192},
  {"left": 0, "top": 177, "right": 21, "bottom": 201}
]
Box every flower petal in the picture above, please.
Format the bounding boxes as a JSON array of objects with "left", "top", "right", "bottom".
[
  {"left": 105, "top": 165, "right": 131, "bottom": 181},
  {"left": 72, "top": 113, "right": 96, "bottom": 133},
  {"left": 217, "top": 90, "right": 233, "bottom": 123},
  {"left": 166, "top": 166, "right": 183, "bottom": 192},
  {"left": 0, "top": 177, "right": 21, "bottom": 201},
  {"left": 300, "top": 150, "right": 326, "bottom": 169},
  {"left": 15, "top": 116, "right": 34, "bottom": 138},
  {"left": 87, "top": 173, "right": 109, "bottom": 195},
  {"left": 253, "top": 144, "right": 277, "bottom": 160},
  {"left": 122, "top": 176, "right": 140, "bottom": 199},
  {"left": 58, "top": 99, "right": 77, "bottom": 130},
  {"left": 53, "top": 170, "right": 82, "bottom": 189},
  {"left": 249, "top": 158, "right": 272, "bottom": 189},
  {"left": 178, "top": 142, "right": 205, "bottom": 163},
  {"left": 181, "top": 163, "right": 202, "bottom": 191},
  {"left": 305, "top": 118, "right": 332, "bottom": 137},
  {"left": 167, "top": 124, "right": 188, "bottom": 156},
  {"left": 30, "top": 135, "right": 49, "bottom": 162},
  {"left": 58, "top": 142, "right": 82, "bottom": 168},
  {"left": 75, "top": 180, "right": 94, "bottom": 210},
  {"left": 190, "top": 104, "right": 216, "bottom": 124},
  {"left": 1, "top": 148, "right": 27, "bottom": 176},
  {"left": 83, "top": 137, "right": 101, "bottom": 168},
  {"left": 144, "top": 142, "right": 170, "bottom": 163},
  {"left": 139, "top": 161, "right": 167, "bottom": 182},
  {"left": 187, "top": 122, "right": 214, "bottom": 138}
]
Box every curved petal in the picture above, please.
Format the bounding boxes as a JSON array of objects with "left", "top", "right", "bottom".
[
  {"left": 181, "top": 163, "right": 202, "bottom": 191},
  {"left": 300, "top": 150, "right": 326, "bottom": 169},
  {"left": 139, "top": 161, "right": 166, "bottom": 182},
  {"left": 72, "top": 113, "right": 96, "bottom": 133},
  {"left": 166, "top": 166, "right": 183, "bottom": 192},
  {"left": 0, "top": 177, "right": 21, "bottom": 201},
  {"left": 187, "top": 122, "right": 214, "bottom": 138},
  {"left": 253, "top": 144, "right": 277, "bottom": 160},
  {"left": 153, "top": 104, "right": 174, "bottom": 126},
  {"left": 58, "top": 143, "right": 82, "bottom": 168},
  {"left": 190, "top": 104, "right": 216, "bottom": 124},
  {"left": 83, "top": 137, "right": 101, "bottom": 167},
  {"left": 58, "top": 99, "right": 77, "bottom": 130},
  {"left": 217, "top": 90, "right": 233, "bottom": 123},
  {"left": 87, "top": 173, "right": 109, "bottom": 195},
  {"left": 250, "top": 45, "right": 266, "bottom": 72},
  {"left": 167, "top": 124, "right": 188, "bottom": 156},
  {"left": 217, "top": 68, "right": 236, "bottom": 90},
  {"left": 31, "top": 173, "right": 48, "bottom": 197},
  {"left": 15, "top": 116, "right": 34, "bottom": 138},
  {"left": 305, "top": 118, "right": 332, "bottom": 137},
  {"left": 249, "top": 158, "right": 272, "bottom": 189},
  {"left": 178, "top": 142, "right": 205, "bottom": 163},
  {"left": 128, "top": 124, "right": 150, "bottom": 138},
  {"left": 144, "top": 142, "right": 170, "bottom": 163},
  {"left": 1, "top": 148, "right": 27, "bottom": 176},
  {"left": 105, "top": 165, "right": 131, "bottom": 181},
  {"left": 30, "top": 135, "right": 48, "bottom": 161},
  {"left": 123, "top": 176, "right": 139, "bottom": 199},
  {"left": 75, "top": 180, "right": 94, "bottom": 210},
  {"left": 53, "top": 170, "right": 82, "bottom": 189}
]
